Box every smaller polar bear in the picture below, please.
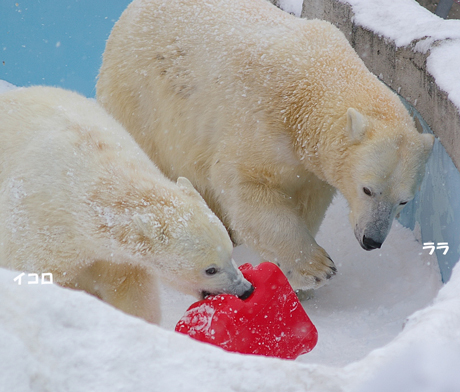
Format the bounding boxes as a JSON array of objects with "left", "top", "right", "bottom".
[{"left": 0, "top": 86, "right": 253, "bottom": 324}]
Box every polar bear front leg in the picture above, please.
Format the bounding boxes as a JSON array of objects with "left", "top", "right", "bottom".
[
  {"left": 219, "top": 180, "right": 336, "bottom": 290},
  {"left": 66, "top": 260, "right": 161, "bottom": 324}
]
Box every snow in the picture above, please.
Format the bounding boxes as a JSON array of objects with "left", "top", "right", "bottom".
[
  {"left": 356, "top": 344, "right": 460, "bottom": 392},
  {"left": 343, "top": 0, "right": 460, "bottom": 47},
  {"left": 426, "top": 40, "right": 460, "bottom": 112},
  {"left": 1, "top": 0, "right": 460, "bottom": 389},
  {"left": 277, "top": 0, "right": 304, "bottom": 17},
  {"left": 1, "top": 191, "right": 459, "bottom": 391},
  {"left": 0, "top": 95, "right": 451, "bottom": 389},
  {"left": 160, "top": 195, "right": 442, "bottom": 368}
]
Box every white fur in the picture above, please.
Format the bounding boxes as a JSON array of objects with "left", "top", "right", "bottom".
[
  {"left": 0, "top": 86, "right": 252, "bottom": 323},
  {"left": 97, "top": 0, "right": 434, "bottom": 290}
]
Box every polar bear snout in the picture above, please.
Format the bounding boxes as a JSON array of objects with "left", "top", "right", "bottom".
[
  {"left": 356, "top": 222, "right": 390, "bottom": 251},
  {"left": 352, "top": 197, "right": 396, "bottom": 251},
  {"left": 237, "top": 284, "right": 255, "bottom": 300},
  {"left": 199, "top": 263, "right": 254, "bottom": 300},
  {"left": 219, "top": 276, "right": 254, "bottom": 300},
  {"left": 230, "top": 265, "right": 255, "bottom": 299},
  {"left": 362, "top": 236, "right": 382, "bottom": 251},
  {"left": 201, "top": 283, "right": 254, "bottom": 300}
]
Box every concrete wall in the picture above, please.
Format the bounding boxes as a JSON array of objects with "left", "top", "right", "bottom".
[{"left": 416, "top": 0, "right": 460, "bottom": 19}]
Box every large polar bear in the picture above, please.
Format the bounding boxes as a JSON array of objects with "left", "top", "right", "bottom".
[
  {"left": 97, "top": 0, "right": 434, "bottom": 290},
  {"left": 0, "top": 86, "right": 253, "bottom": 324}
]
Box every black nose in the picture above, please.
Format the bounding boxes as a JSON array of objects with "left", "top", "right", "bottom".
[
  {"left": 238, "top": 285, "right": 254, "bottom": 300},
  {"left": 362, "top": 236, "right": 382, "bottom": 251},
  {"left": 201, "top": 290, "right": 211, "bottom": 299}
]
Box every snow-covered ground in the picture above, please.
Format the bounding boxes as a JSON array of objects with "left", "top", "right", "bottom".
[
  {"left": 159, "top": 195, "right": 442, "bottom": 368},
  {"left": 0, "top": 75, "right": 451, "bottom": 388},
  {"left": 2, "top": 0, "right": 460, "bottom": 390},
  {"left": 1, "top": 180, "right": 458, "bottom": 391}
]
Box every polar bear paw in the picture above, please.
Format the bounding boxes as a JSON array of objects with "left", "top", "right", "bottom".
[{"left": 288, "top": 247, "right": 337, "bottom": 291}]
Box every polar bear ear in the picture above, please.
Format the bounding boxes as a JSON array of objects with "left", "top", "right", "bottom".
[
  {"left": 177, "top": 177, "right": 207, "bottom": 204},
  {"left": 177, "top": 176, "right": 195, "bottom": 190},
  {"left": 346, "top": 108, "right": 367, "bottom": 143}
]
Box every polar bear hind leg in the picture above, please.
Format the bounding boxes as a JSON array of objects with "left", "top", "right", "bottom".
[{"left": 64, "top": 260, "right": 161, "bottom": 324}]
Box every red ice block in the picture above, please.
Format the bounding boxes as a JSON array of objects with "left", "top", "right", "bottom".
[{"left": 175, "top": 262, "right": 318, "bottom": 359}]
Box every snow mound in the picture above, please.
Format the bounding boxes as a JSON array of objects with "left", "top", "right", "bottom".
[
  {"left": 0, "top": 82, "right": 453, "bottom": 388},
  {"left": 0, "top": 251, "right": 459, "bottom": 391}
]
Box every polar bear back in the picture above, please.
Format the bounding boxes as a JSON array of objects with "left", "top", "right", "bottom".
[
  {"left": 0, "top": 87, "right": 168, "bottom": 275},
  {"left": 97, "top": 0, "right": 387, "bottom": 190}
]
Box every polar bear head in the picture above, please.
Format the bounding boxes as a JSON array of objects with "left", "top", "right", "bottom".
[
  {"left": 336, "top": 108, "right": 434, "bottom": 251},
  {"left": 133, "top": 177, "right": 254, "bottom": 300}
]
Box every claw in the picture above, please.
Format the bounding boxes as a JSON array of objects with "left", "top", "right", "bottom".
[{"left": 295, "top": 289, "right": 315, "bottom": 301}]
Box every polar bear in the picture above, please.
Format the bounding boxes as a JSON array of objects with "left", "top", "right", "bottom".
[
  {"left": 0, "top": 86, "right": 253, "bottom": 324},
  {"left": 96, "top": 0, "right": 434, "bottom": 290}
]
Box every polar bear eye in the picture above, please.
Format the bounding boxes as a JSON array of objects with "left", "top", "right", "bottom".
[
  {"left": 400, "top": 201, "right": 408, "bottom": 205},
  {"left": 363, "top": 187, "right": 373, "bottom": 197},
  {"left": 205, "top": 267, "right": 219, "bottom": 276}
]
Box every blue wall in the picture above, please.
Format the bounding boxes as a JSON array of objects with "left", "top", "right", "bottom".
[
  {"left": 399, "top": 100, "right": 460, "bottom": 282},
  {"left": 1, "top": 1, "right": 131, "bottom": 97}
]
